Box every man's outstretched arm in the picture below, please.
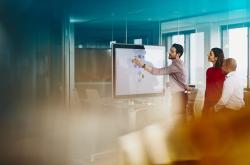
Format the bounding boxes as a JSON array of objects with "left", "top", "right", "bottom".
[{"left": 132, "top": 57, "right": 178, "bottom": 75}]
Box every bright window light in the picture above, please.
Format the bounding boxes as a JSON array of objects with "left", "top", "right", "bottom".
[{"left": 228, "top": 27, "right": 248, "bottom": 87}]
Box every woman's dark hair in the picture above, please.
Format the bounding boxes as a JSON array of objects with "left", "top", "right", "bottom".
[
  {"left": 172, "top": 43, "right": 184, "bottom": 57},
  {"left": 211, "top": 48, "right": 224, "bottom": 68}
]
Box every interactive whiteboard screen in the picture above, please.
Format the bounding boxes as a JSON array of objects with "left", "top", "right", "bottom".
[{"left": 112, "top": 44, "right": 165, "bottom": 98}]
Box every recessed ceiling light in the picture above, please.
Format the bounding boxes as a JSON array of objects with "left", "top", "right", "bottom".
[{"left": 70, "top": 17, "right": 90, "bottom": 23}]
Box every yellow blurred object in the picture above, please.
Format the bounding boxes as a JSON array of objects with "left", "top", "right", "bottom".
[{"left": 118, "top": 109, "right": 250, "bottom": 165}]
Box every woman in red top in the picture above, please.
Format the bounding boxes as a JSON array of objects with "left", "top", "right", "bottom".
[{"left": 203, "top": 48, "right": 225, "bottom": 116}]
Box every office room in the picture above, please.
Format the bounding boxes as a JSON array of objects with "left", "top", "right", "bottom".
[{"left": 0, "top": 0, "right": 250, "bottom": 164}]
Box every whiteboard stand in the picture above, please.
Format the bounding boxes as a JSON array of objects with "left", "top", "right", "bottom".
[{"left": 127, "top": 99, "right": 150, "bottom": 131}]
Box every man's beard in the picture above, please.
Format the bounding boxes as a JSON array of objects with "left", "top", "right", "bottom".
[{"left": 168, "top": 55, "right": 175, "bottom": 59}]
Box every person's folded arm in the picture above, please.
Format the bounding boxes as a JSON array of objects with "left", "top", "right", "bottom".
[{"left": 214, "top": 79, "right": 234, "bottom": 111}]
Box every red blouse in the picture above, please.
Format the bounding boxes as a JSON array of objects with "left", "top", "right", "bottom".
[{"left": 204, "top": 67, "right": 225, "bottom": 109}]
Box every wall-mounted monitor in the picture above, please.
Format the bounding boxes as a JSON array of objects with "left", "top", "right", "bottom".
[{"left": 112, "top": 44, "right": 165, "bottom": 98}]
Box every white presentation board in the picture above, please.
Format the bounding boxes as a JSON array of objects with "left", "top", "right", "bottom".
[{"left": 112, "top": 44, "right": 165, "bottom": 98}]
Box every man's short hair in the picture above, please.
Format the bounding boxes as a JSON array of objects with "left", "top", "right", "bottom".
[{"left": 172, "top": 43, "right": 184, "bottom": 57}]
